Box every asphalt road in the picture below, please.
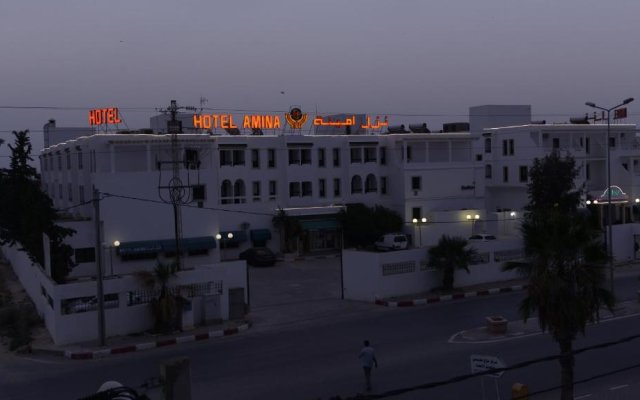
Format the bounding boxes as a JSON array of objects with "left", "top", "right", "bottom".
[{"left": 2, "top": 272, "right": 640, "bottom": 400}]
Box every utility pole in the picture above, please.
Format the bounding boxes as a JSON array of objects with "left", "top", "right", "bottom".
[
  {"left": 93, "top": 188, "right": 106, "bottom": 346},
  {"left": 157, "top": 100, "right": 200, "bottom": 270}
]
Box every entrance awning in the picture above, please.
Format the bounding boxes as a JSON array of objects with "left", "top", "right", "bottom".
[
  {"left": 117, "top": 240, "right": 162, "bottom": 256},
  {"left": 250, "top": 229, "right": 272, "bottom": 242},
  {"left": 300, "top": 220, "right": 340, "bottom": 230}
]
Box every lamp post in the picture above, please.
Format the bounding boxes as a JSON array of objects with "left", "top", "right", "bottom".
[
  {"left": 466, "top": 214, "right": 480, "bottom": 235},
  {"left": 412, "top": 217, "right": 428, "bottom": 247},
  {"left": 107, "top": 240, "right": 120, "bottom": 276},
  {"left": 585, "top": 97, "right": 634, "bottom": 298},
  {"left": 215, "top": 232, "right": 234, "bottom": 261}
]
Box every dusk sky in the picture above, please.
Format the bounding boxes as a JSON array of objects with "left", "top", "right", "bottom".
[{"left": 1, "top": 0, "right": 638, "bottom": 164}]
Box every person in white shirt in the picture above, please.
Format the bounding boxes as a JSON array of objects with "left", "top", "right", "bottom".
[{"left": 358, "top": 340, "right": 379, "bottom": 392}]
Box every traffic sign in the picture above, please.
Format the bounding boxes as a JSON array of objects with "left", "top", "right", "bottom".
[{"left": 470, "top": 354, "right": 506, "bottom": 378}]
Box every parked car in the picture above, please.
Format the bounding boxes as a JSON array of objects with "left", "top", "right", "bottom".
[
  {"left": 468, "top": 233, "right": 497, "bottom": 241},
  {"left": 374, "top": 233, "right": 408, "bottom": 251},
  {"left": 239, "top": 247, "right": 277, "bottom": 267}
]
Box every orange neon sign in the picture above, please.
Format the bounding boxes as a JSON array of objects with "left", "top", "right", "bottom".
[
  {"left": 89, "top": 108, "right": 122, "bottom": 126},
  {"left": 313, "top": 115, "right": 389, "bottom": 129},
  {"left": 193, "top": 114, "right": 284, "bottom": 130}
]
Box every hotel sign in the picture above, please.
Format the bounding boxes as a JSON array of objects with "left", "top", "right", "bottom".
[
  {"left": 193, "top": 108, "right": 389, "bottom": 130},
  {"left": 89, "top": 107, "right": 122, "bottom": 126}
]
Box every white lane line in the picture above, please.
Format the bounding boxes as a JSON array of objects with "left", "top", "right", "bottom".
[
  {"left": 574, "top": 394, "right": 592, "bottom": 399},
  {"left": 609, "top": 384, "right": 629, "bottom": 391}
]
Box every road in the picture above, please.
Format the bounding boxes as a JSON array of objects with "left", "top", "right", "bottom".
[{"left": 2, "top": 273, "right": 640, "bottom": 399}]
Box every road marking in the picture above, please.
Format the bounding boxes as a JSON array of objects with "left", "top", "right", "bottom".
[
  {"left": 609, "top": 384, "right": 629, "bottom": 391},
  {"left": 574, "top": 394, "right": 592, "bottom": 399}
]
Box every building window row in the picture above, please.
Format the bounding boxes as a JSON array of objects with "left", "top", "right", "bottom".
[
  {"left": 222, "top": 179, "right": 277, "bottom": 204},
  {"left": 351, "top": 174, "right": 386, "bottom": 194}
]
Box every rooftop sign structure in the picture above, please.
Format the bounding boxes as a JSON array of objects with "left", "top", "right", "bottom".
[{"left": 89, "top": 108, "right": 122, "bottom": 126}]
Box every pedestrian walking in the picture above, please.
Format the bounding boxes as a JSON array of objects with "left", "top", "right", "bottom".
[{"left": 358, "top": 340, "right": 378, "bottom": 392}]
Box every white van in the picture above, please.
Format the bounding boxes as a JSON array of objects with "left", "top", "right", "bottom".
[{"left": 374, "top": 233, "right": 408, "bottom": 251}]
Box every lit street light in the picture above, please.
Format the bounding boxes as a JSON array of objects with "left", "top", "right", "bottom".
[
  {"left": 412, "top": 217, "right": 428, "bottom": 247},
  {"left": 215, "top": 232, "right": 234, "bottom": 261},
  {"left": 585, "top": 97, "right": 634, "bottom": 298}
]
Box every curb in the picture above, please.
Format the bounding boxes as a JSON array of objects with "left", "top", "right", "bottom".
[
  {"left": 32, "top": 322, "right": 251, "bottom": 360},
  {"left": 375, "top": 284, "right": 528, "bottom": 308}
]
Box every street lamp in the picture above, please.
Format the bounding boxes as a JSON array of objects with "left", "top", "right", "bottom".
[
  {"left": 412, "top": 217, "right": 428, "bottom": 247},
  {"left": 215, "top": 232, "right": 233, "bottom": 261},
  {"left": 466, "top": 214, "right": 480, "bottom": 235},
  {"left": 585, "top": 97, "right": 634, "bottom": 298}
]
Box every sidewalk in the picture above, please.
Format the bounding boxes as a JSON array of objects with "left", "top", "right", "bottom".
[
  {"left": 450, "top": 299, "right": 640, "bottom": 343},
  {"left": 29, "top": 319, "right": 251, "bottom": 359}
]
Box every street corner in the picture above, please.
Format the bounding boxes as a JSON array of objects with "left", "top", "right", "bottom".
[
  {"left": 448, "top": 319, "right": 542, "bottom": 344},
  {"left": 30, "top": 320, "right": 252, "bottom": 360}
]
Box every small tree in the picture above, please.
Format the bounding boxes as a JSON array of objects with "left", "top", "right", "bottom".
[
  {"left": 339, "top": 203, "right": 403, "bottom": 247},
  {"left": 136, "top": 261, "right": 180, "bottom": 333},
  {"left": 272, "top": 207, "right": 302, "bottom": 253},
  {"left": 503, "top": 152, "right": 614, "bottom": 400},
  {"left": 427, "top": 235, "right": 477, "bottom": 291}
]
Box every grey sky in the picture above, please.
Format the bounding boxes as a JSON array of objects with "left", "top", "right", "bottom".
[{"left": 1, "top": 0, "right": 638, "bottom": 163}]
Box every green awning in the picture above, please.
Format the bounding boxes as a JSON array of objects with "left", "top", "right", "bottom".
[
  {"left": 250, "top": 229, "right": 272, "bottom": 242},
  {"left": 117, "top": 240, "right": 162, "bottom": 256},
  {"left": 300, "top": 220, "right": 339, "bottom": 230},
  {"left": 161, "top": 236, "right": 217, "bottom": 252}
]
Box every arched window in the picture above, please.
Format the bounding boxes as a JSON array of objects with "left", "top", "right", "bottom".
[
  {"left": 484, "top": 138, "right": 492, "bottom": 153},
  {"left": 365, "top": 174, "right": 377, "bottom": 193},
  {"left": 221, "top": 180, "right": 232, "bottom": 204},
  {"left": 234, "top": 179, "right": 246, "bottom": 203},
  {"left": 351, "top": 175, "right": 363, "bottom": 194},
  {"left": 485, "top": 164, "right": 492, "bottom": 179}
]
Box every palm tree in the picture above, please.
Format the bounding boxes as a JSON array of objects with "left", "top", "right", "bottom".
[
  {"left": 504, "top": 153, "right": 615, "bottom": 400},
  {"left": 427, "top": 235, "right": 477, "bottom": 291},
  {"left": 136, "top": 261, "right": 180, "bottom": 333}
]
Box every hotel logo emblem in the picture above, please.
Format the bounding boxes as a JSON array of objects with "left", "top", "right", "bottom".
[{"left": 285, "top": 107, "right": 308, "bottom": 129}]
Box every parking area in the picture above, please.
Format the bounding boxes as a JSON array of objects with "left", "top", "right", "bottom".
[{"left": 247, "top": 254, "right": 379, "bottom": 331}]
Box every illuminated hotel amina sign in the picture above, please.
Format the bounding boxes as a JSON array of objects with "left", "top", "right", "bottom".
[
  {"left": 88, "top": 108, "right": 122, "bottom": 126},
  {"left": 193, "top": 108, "right": 389, "bottom": 130}
]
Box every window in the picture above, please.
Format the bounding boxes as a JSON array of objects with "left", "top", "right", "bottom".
[
  {"left": 318, "top": 179, "right": 326, "bottom": 197},
  {"left": 406, "top": 146, "right": 412, "bottom": 162},
  {"left": 380, "top": 147, "right": 387, "bottom": 165},
  {"left": 269, "top": 180, "right": 277, "bottom": 200},
  {"left": 552, "top": 138, "right": 560, "bottom": 149},
  {"left": 75, "top": 247, "right": 96, "bottom": 263},
  {"left": 78, "top": 150, "right": 83, "bottom": 170},
  {"left": 484, "top": 138, "right": 491, "bottom": 153},
  {"left": 288, "top": 149, "right": 300, "bottom": 165},
  {"left": 350, "top": 148, "right": 362, "bottom": 163},
  {"left": 184, "top": 148, "right": 200, "bottom": 169},
  {"left": 68, "top": 183, "right": 72, "bottom": 201},
  {"left": 59, "top": 184, "right": 63, "bottom": 199},
  {"left": 502, "top": 139, "right": 514, "bottom": 156},
  {"left": 79, "top": 185, "right": 85, "bottom": 203},
  {"left": 334, "top": 178, "right": 341, "bottom": 197},
  {"left": 318, "top": 148, "right": 326, "bottom": 167},
  {"left": 268, "top": 149, "right": 276, "bottom": 168},
  {"left": 585, "top": 137, "right": 591, "bottom": 154},
  {"left": 412, "top": 207, "right": 421, "bottom": 220},
  {"left": 192, "top": 185, "right": 205, "bottom": 201},
  {"left": 333, "top": 148, "right": 340, "bottom": 167},
  {"left": 234, "top": 180, "right": 246, "bottom": 203},
  {"left": 380, "top": 177, "right": 388, "bottom": 194},
  {"left": 57, "top": 153, "right": 62, "bottom": 170},
  {"left": 221, "top": 180, "right": 233, "bottom": 204},
  {"left": 66, "top": 150, "right": 71, "bottom": 170},
  {"left": 365, "top": 174, "right": 377, "bottom": 193},
  {"left": 251, "top": 149, "right": 260, "bottom": 169},
  {"left": 252, "top": 181, "right": 261, "bottom": 201},
  {"left": 411, "top": 176, "right": 421, "bottom": 191},
  {"left": 351, "top": 175, "right": 363, "bottom": 194},
  {"left": 233, "top": 149, "right": 245, "bottom": 166},
  {"left": 519, "top": 166, "right": 528, "bottom": 182},
  {"left": 609, "top": 137, "right": 616, "bottom": 148},
  {"left": 364, "top": 147, "right": 377, "bottom": 163},
  {"left": 503, "top": 166, "right": 509, "bottom": 182},
  {"left": 485, "top": 164, "right": 492, "bottom": 179},
  {"left": 301, "top": 149, "right": 311, "bottom": 164},
  {"left": 289, "top": 182, "right": 301, "bottom": 197},
  {"left": 302, "top": 181, "right": 312, "bottom": 196},
  {"left": 220, "top": 150, "right": 232, "bottom": 166},
  {"left": 288, "top": 148, "right": 311, "bottom": 165}
]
